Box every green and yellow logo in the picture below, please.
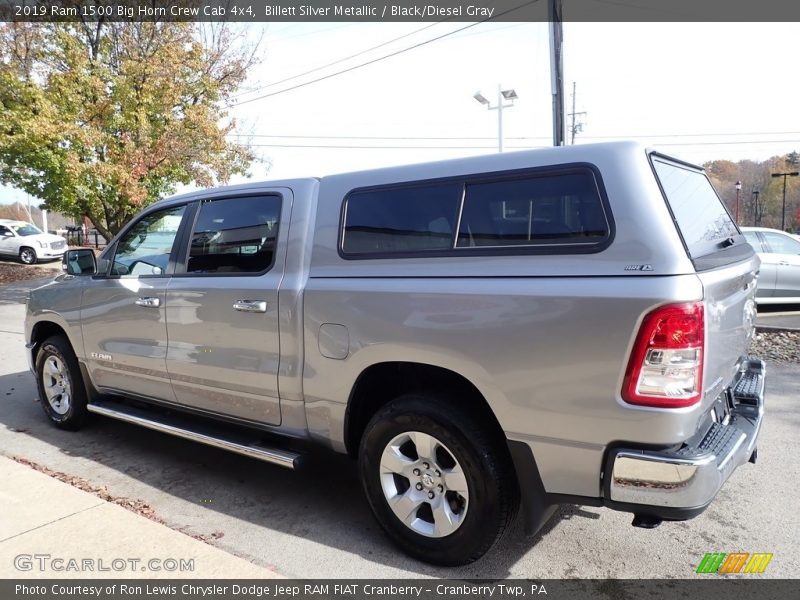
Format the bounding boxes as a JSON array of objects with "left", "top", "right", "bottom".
[{"left": 696, "top": 552, "right": 773, "bottom": 574}]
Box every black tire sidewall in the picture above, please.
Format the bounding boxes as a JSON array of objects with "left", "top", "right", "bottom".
[
  {"left": 35, "top": 336, "right": 87, "bottom": 429},
  {"left": 359, "top": 393, "right": 516, "bottom": 565}
]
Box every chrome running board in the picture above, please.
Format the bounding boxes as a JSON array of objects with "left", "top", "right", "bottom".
[{"left": 87, "top": 400, "right": 302, "bottom": 470}]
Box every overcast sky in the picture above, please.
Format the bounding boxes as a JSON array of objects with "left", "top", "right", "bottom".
[{"left": 3, "top": 21, "right": 799, "bottom": 206}]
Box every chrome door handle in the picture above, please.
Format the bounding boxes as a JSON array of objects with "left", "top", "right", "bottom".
[
  {"left": 233, "top": 300, "right": 267, "bottom": 313},
  {"left": 134, "top": 297, "right": 161, "bottom": 308}
]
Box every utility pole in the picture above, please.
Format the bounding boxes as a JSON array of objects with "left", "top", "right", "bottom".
[
  {"left": 548, "top": 0, "right": 565, "bottom": 147},
  {"left": 771, "top": 171, "right": 799, "bottom": 231},
  {"left": 568, "top": 81, "right": 587, "bottom": 145}
]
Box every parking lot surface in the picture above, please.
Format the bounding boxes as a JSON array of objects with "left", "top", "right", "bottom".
[{"left": 1, "top": 295, "right": 798, "bottom": 578}]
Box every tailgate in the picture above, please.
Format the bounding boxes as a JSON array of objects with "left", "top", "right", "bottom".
[{"left": 696, "top": 256, "right": 759, "bottom": 410}]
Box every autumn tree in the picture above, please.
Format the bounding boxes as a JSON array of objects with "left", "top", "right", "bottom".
[
  {"left": 0, "top": 21, "right": 259, "bottom": 238},
  {"left": 705, "top": 154, "right": 800, "bottom": 230}
]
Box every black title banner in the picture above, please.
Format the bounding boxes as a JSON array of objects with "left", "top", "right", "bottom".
[
  {"left": 3, "top": 580, "right": 798, "bottom": 600},
  {"left": 3, "top": 0, "right": 800, "bottom": 22}
]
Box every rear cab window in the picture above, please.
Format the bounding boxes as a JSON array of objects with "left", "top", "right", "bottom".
[{"left": 651, "top": 155, "right": 753, "bottom": 270}]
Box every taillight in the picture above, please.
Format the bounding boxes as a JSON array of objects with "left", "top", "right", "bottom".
[{"left": 622, "top": 302, "right": 704, "bottom": 408}]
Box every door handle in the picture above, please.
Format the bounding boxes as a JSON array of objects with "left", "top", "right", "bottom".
[
  {"left": 778, "top": 261, "right": 790, "bottom": 266},
  {"left": 134, "top": 297, "right": 161, "bottom": 308},
  {"left": 233, "top": 300, "right": 267, "bottom": 313}
]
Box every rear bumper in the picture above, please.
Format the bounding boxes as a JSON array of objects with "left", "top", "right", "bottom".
[{"left": 605, "top": 358, "right": 765, "bottom": 518}]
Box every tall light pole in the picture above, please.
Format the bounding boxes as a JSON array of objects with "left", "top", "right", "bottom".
[
  {"left": 771, "top": 171, "right": 799, "bottom": 230},
  {"left": 735, "top": 180, "right": 742, "bottom": 224},
  {"left": 751, "top": 187, "right": 760, "bottom": 226},
  {"left": 474, "top": 85, "right": 518, "bottom": 153}
]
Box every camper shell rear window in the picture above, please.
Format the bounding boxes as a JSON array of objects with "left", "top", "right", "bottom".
[{"left": 651, "top": 155, "right": 753, "bottom": 270}]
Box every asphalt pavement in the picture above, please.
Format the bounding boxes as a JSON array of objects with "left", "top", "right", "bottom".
[{"left": 0, "top": 290, "right": 798, "bottom": 578}]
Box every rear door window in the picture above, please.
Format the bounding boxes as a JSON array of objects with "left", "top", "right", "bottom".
[
  {"left": 185, "top": 196, "right": 281, "bottom": 274},
  {"left": 762, "top": 231, "right": 800, "bottom": 255},
  {"left": 652, "top": 157, "right": 741, "bottom": 262}
]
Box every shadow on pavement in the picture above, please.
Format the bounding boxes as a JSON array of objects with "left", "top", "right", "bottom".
[{"left": 0, "top": 368, "right": 596, "bottom": 577}]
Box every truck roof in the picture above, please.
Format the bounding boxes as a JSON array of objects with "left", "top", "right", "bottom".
[{"left": 151, "top": 141, "right": 701, "bottom": 209}]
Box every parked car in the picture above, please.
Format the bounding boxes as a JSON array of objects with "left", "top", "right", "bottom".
[
  {"left": 25, "top": 142, "right": 765, "bottom": 565},
  {"left": 741, "top": 227, "right": 800, "bottom": 304},
  {"left": 0, "top": 219, "right": 68, "bottom": 264}
]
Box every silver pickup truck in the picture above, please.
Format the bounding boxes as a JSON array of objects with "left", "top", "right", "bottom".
[{"left": 25, "top": 142, "right": 765, "bottom": 565}]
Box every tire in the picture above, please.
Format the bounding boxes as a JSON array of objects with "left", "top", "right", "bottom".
[
  {"left": 19, "top": 246, "right": 37, "bottom": 265},
  {"left": 35, "top": 335, "right": 88, "bottom": 430},
  {"left": 359, "top": 392, "right": 519, "bottom": 565}
]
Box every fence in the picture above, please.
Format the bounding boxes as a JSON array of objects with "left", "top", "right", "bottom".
[{"left": 64, "top": 230, "right": 107, "bottom": 249}]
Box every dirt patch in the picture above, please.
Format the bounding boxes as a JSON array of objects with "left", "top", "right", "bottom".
[
  {"left": 12, "top": 456, "right": 165, "bottom": 524},
  {"left": 0, "top": 261, "right": 59, "bottom": 285},
  {"left": 11, "top": 456, "right": 230, "bottom": 548}
]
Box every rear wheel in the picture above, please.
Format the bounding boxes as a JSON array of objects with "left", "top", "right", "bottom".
[
  {"left": 35, "top": 335, "right": 88, "bottom": 430},
  {"left": 19, "top": 247, "right": 37, "bottom": 265},
  {"left": 359, "top": 392, "right": 519, "bottom": 565}
]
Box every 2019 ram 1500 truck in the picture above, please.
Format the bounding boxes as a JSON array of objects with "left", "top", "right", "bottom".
[{"left": 25, "top": 142, "right": 765, "bottom": 565}]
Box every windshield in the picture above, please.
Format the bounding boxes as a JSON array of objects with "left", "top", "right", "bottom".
[{"left": 10, "top": 223, "right": 42, "bottom": 236}]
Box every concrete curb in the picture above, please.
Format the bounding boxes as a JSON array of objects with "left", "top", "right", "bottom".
[
  {"left": 755, "top": 325, "right": 800, "bottom": 334},
  {"left": 0, "top": 455, "right": 283, "bottom": 579}
]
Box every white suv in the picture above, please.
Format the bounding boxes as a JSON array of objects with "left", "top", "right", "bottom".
[{"left": 0, "top": 219, "right": 68, "bottom": 264}]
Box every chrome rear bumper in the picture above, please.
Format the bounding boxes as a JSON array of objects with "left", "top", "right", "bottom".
[{"left": 607, "top": 359, "right": 764, "bottom": 512}]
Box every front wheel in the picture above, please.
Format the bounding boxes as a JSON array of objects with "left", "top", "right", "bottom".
[
  {"left": 359, "top": 392, "right": 519, "bottom": 565},
  {"left": 19, "top": 247, "right": 37, "bottom": 265},
  {"left": 35, "top": 335, "right": 88, "bottom": 430}
]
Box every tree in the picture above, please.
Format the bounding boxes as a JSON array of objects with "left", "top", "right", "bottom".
[
  {"left": 786, "top": 150, "right": 800, "bottom": 167},
  {"left": 0, "top": 21, "right": 260, "bottom": 238}
]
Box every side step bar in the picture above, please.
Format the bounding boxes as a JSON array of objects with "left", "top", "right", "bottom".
[{"left": 87, "top": 401, "right": 302, "bottom": 470}]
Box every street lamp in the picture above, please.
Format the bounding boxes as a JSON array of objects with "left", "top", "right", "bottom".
[
  {"left": 735, "top": 181, "right": 742, "bottom": 224},
  {"left": 473, "top": 85, "right": 518, "bottom": 153},
  {"left": 751, "top": 187, "right": 760, "bottom": 226},
  {"left": 771, "top": 171, "right": 799, "bottom": 230}
]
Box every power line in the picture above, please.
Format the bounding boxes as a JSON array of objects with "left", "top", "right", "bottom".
[
  {"left": 247, "top": 143, "right": 531, "bottom": 149},
  {"left": 232, "top": 21, "right": 443, "bottom": 102},
  {"left": 230, "top": 133, "right": 530, "bottom": 140},
  {"left": 583, "top": 131, "right": 800, "bottom": 140},
  {"left": 242, "top": 139, "right": 800, "bottom": 150},
  {"left": 656, "top": 139, "right": 800, "bottom": 147},
  {"left": 231, "top": 0, "right": 540, "bottom": 107},
  {"left": 234, "top": 22, "right": 527, "bottom": 101},
  {"left": 228, "top": 130, "right": 800, "bottom": 141}
]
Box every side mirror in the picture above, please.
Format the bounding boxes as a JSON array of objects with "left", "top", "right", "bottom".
[{"left": 62, "top": 249, "right": 96, "bottom": 276}]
